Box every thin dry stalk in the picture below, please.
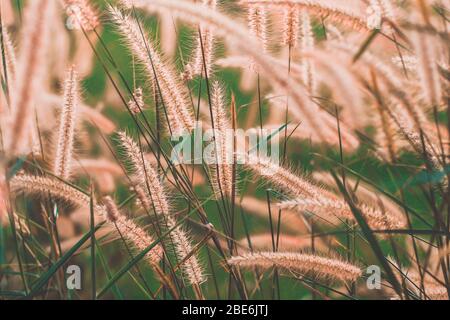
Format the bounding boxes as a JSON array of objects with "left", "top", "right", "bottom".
[{"left": 10, "top": 174, "right": 106, "bottom": 217}]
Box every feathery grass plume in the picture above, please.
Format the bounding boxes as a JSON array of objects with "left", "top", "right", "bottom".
[
  {"left": 117, "top": 131, "right": 170, "bottom": 215},
  {"left": 117, "top": 132, "right": 205, "bottom": 287},
  {"left": 279, "top": 196, "right": 407, "bottom": 230},
  {"left": 183, "top": 0, "right": 216, "bottom": 80},
  {"left": 299, "top": 10, "right": 315, "bottom": 94},
  {"left": 368, "top": 0, "right": 396, "bottom": 31},
  {"left": 246, "top": 154, "right": 323, "bottom": 199},
  {"left": 312, "top": 172, "right": 407, "bottom": 222},
  {"left": 0, "top": 24, "right": 17, "bottom": 86},
  {"left": 110, "top": 7, "right": 194, "bottom": 136},
  {"left": 9, "top": 173, "right": 107, "bottom": 217},
  {"left": 282, "top": 5, "right": 300, "bottom": 47},
  {"left": 228, "top": 252, "right": 361, "bottom": 283},
  {"left": 129, "top": 87, "right": 144, "bottom": 114},
  {"left": 247, "top": 155, "right": 407, "bottom": 230},
  {"left": 247, "top": 3, "right": 268, "bottom": 53},
  {"left": 64, "top": 0, "right": 100, "bottom": 31},
  {"left": 103, "top": 196, "right": 162, "bottom": 264},
  {"left": 241, "top": 0, "right": 369, "bottom": 31},
  {"left": 366, "top": 0, "right": 383, "bottom": 30},
  {"left": 164, "top": 214, "right": 206, "bottom": 287},
  {"left": 412, "top": 31, "right": 442, "bottom": 107},
  {"left": 127, "top": 0, "right": 357, "bottom": 147},
  {"left": 209, "top": 81, "right": 234, "bottom": 199},
  {"left": 7, "top": 0, "right": 51, "bottom": 156},
  {"left": 54, "top": 67, "right": 79, "bottom": 180}
]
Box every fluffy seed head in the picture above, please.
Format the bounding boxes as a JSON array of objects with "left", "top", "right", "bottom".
[
  {"left": 9, "top": 173, "right": 107, "bottom": 216},
  {"left": 102, "top": 195, "right": 162, "bottom": 264},
  {"left": 210, "top": 81, "right": 234, "bottom": 199},
  {"left": 242, "top": 0, "right": 369, "bottom": 31},
  {"left": 282, "top": 6, "right": 300, "bottom": 47},
  {"left": 110, "top": 7, "right": 194, "bottom": 135},
  {"left": 247, "top": 4, "right": 268, "bottom": 52},
  {"left": 103, "top": 196, "right": 120, "bottom": 222},
  {"left": 54, "top": 67, "right": 79, "bottom": 180},
  {"left": 64, "top": 0, "right": 100, "bottom": 31},
  {"left": 117, "top": 132, "right": 205, "bottom": 286},
  {"left": 129, "top": 87, "right": 144, "bottom": 114},
  {"left": 228, "top": 251, "right": 362, "bottom": 283}
]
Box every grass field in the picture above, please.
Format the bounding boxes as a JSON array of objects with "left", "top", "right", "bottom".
[{"left": 0, "top": 0, "right": 449, "bottom": 300}]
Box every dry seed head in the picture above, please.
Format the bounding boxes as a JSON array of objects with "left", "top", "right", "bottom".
[
  {"left": 279, "top": 196, "right": 407, "bottom": 231},
  {"left": 115, "top": 215, "right": 163, "bottom": 264},
  {"left": 247, "top": 4, "right": 268, "bottom": 52},
  {"left": 114, "top": 214, "right": 163, "bottom": 264},
  {"left": 1, "top": 25, "right": 17, "bottom": 86},
  {"left": 110, "top": 7, "right": 194, "bottom": 135},
  {"left": 165, "top": 214, "right": 206, "bottom": 286},
  {"left": 228, "top": 251, "right": 362, "bottom": 283},
  {"left": 102, "top": 195, "right": 162, "bottom": 264},
  {"left": 282, "top": 6, "right": 300, "bottom": 47},
  {"left": 64, "top": 0, "right": 100, "bottom": 31},
  {"left": 117, "top": 131, "right": 170, "bottom": 216},
  {"left": 111, "top": 0, "right": 358, "bottom": 150},
  {"left": 241, "top": 0, "right": 369, "bottom": 32},
  {"left": 247, "top": 155, "right": 324, "bottom": 199},
  {"left": 299, "top": 10, "right": 315, "bottom": 93},
  {"left": 102, "top": 196, "right": 120, "bottom": 222},
  {"left": 129, "top": 87, "right": 144, "bottom": 114},
  {"left": 210, "top": 81, "right": 234, "bottom": 199},
  {"left": 9, "top": 174, "right": 107, "bottom": 217},
  {"left": 54, "top": 67, "right": 79, "bottom": 180},
  {"left": 246, "top": 155, "right": 406, "bottom": 230}
]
